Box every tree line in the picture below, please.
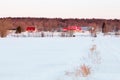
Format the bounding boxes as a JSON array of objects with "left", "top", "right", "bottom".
[{"left": 0, "top": 17, "right": 120, "bottom": 37}]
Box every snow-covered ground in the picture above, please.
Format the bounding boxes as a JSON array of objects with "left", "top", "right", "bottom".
[{"left": 0, "top": 33, "right": 120, "bottom": 80}]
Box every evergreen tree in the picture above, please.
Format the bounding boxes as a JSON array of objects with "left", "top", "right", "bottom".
[{"left": 16, "top": 26, "right": 22, "bottom": 33}]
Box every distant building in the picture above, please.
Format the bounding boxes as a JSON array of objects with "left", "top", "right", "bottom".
[
  {"left": 63, "top": 26, "right": 81, "bottom": 32},
  {"left": 26, "top": 26, "right": 36, "bottom": 32},
  {"left": 80, "top": 26, "right": 91, "bottom": 33},
  {"left": 81, "top": 27, "right": 89, "bottom": 31}
]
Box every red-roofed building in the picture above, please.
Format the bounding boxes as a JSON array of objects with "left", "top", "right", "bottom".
[
  {"left": 63, "top": 26, "right": 81, "bottom": 32},
  {"left": 26, "top": 26, "right": 36, "bottom": 32}
]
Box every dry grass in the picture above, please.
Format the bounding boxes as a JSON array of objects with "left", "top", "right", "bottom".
[
  {"left": 65, "top": 64, "right": 91, "bottom": 77},
  {"left": 80, "top": 64, "right": 91, "bottom": 77},
  {"left": 89, "top": 44, "right": 101, "bottom": 64},
  {"left": 90, "top": 44, "right": 97, "bottom": 54},
  {"left": 75, "top": 67, "right": 81, "bottom": 77}
]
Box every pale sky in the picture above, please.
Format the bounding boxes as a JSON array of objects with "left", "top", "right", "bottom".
[{"left": 0, "top": 0, "right": 120, "bottom": 19}]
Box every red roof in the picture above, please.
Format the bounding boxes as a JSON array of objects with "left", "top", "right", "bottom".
[
  {"left": 63, "top": 26, "right": 81, "bottom": 31},
  {"left": 26, "top": 27, "right": 35, "bottom": 31},
  {"left": 63, "top": 28, "right": 68, "bottom": 31}
]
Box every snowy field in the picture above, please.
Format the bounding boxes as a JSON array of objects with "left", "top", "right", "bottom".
[{"left": 0, "top": 33, "right": 120, "bottom": 80}]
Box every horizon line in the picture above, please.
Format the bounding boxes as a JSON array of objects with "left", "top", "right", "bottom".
[{"left": 0, "top": 16, "right": 119, "bottom": 20}]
